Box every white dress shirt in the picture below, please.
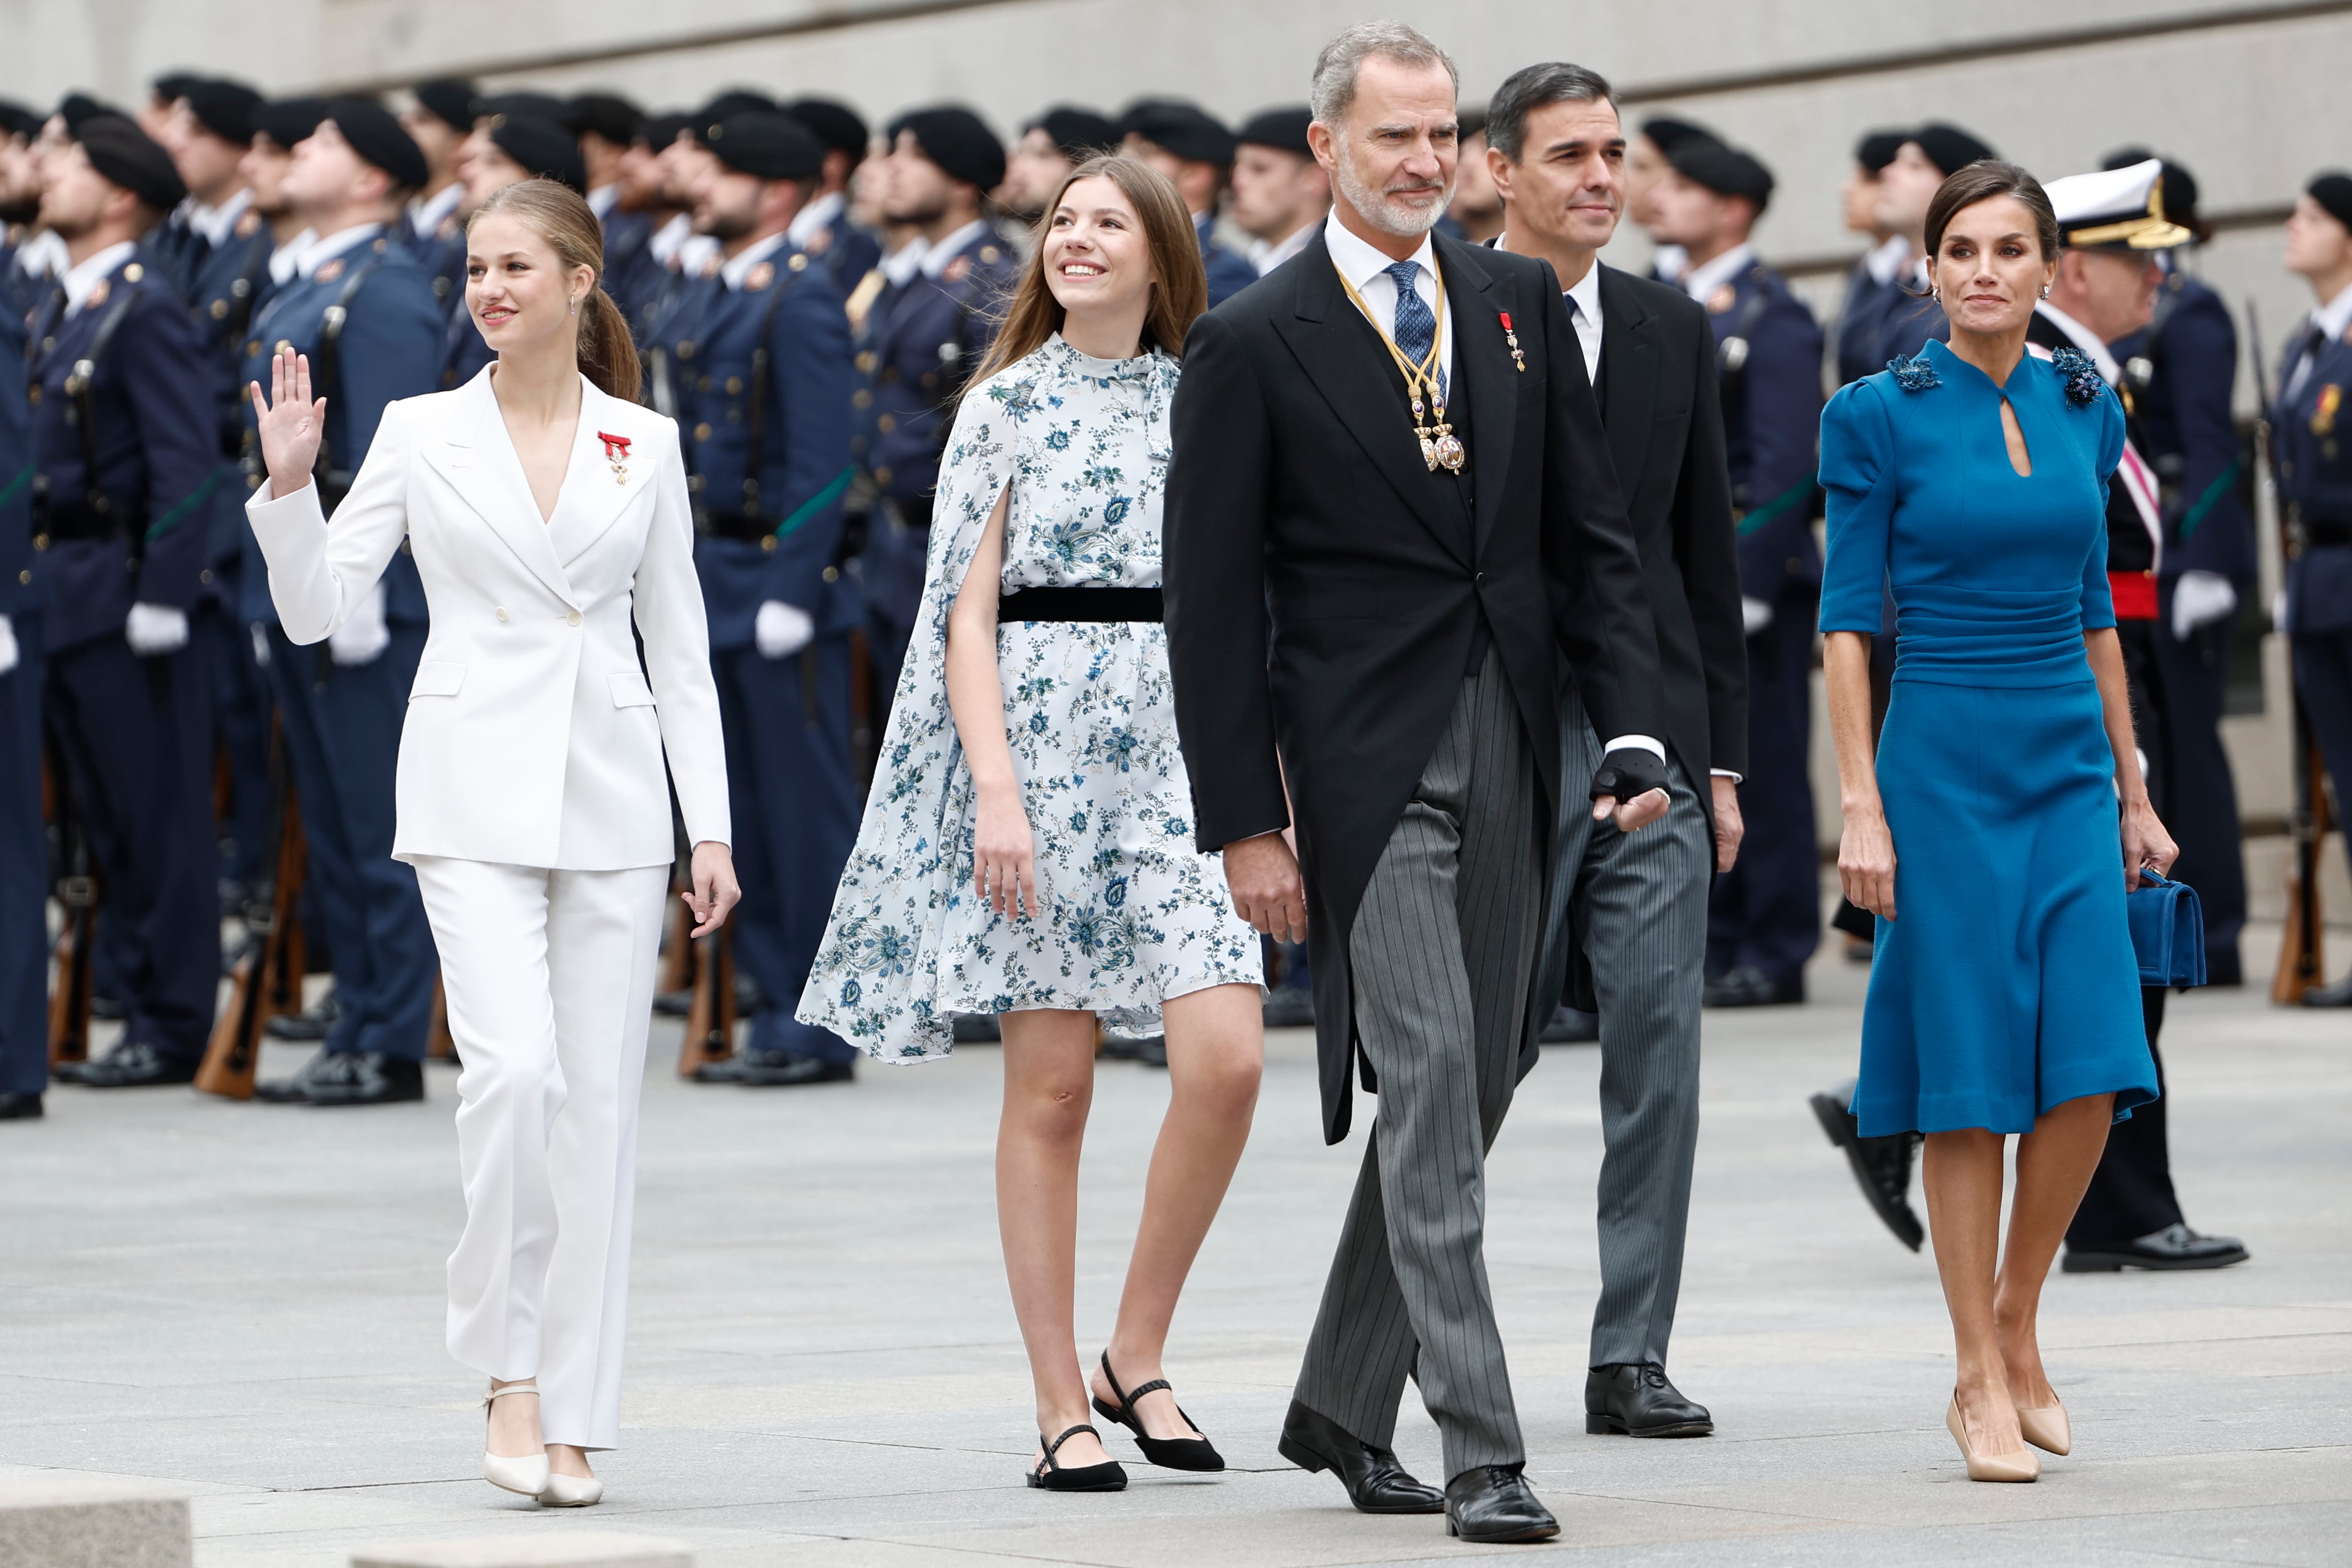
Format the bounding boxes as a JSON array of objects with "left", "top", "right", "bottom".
[
  {"left": 1323, "top": 208, "right": 1453, "bottom": 392},
  {"left": 2286, "top": 281, "right": 2352, "bottom": 400},
  {"left": 14, "top": 228, "right": 66, "bottom": 284},
  {"left": 184, "top": 188, "right": 252, "bottom": 251},
  {"left": 293, "top": 222, "right": 383, "bottom": 281},
  {"left": 1862, "top": 233, "right": 1910, "bottom": 287},
  {"left": 718, "top": 230, "right": 790, "bottom": 291},
  {"left": 587, "top": 184, "right": 620, "bottom": 222},
  {"left": 60, "top": 242, "right": 137, "bottom": 317},
  {"left": 408, "top": 180, "right": 464, "bottom": 241},
  {"left": 878, "top": 236, "right": 929, "bottom": 287},
  {"left": 1679, "top": 242, "right": 1756, "bottom": 308},
  {"left": 1250, "top": 220, "right": 1318, "bottom": 276},
  {"left": 786, "top": 190, "right": 845, "bottom": 252},
  {"left": 268, "top": 227, "right": 317, "bottom": 286}
]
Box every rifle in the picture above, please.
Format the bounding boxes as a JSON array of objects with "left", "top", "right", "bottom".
[
  {"left": 676, "top": 921, "right": 736, "bottom": 1078},
  {"left": 44, "top": 744, "right": 95, "bottom": 1067},
  {"left": 2252, "top": 299, "right": 2330, "bottom": 1001},
  {"left": 196, "top": 718, "right": 306, "bottom": 1098}
]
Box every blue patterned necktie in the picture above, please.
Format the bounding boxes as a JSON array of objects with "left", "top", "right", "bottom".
[{"left": 1385, "top": 258, "right": 1445, "bottom": 400}]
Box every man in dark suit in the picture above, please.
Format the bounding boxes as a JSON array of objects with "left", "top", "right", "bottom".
[
  {"left": 1486, "top": 60, "right": 1745, "bottom": 1439},
  {"left": 1166, "top": 22, "right": 1669, "bottom": 1544}
]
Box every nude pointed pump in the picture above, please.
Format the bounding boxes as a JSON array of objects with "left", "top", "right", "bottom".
[
  {"left": 1947, "top": 1395, "right": 2039, "bottom": 1482},
  {"left": 2017, "top": 1399, "right": 2071, "bottom": 1456},
  {"left": 483, "top": 1380, "right": 551, "bottom": 1499}
]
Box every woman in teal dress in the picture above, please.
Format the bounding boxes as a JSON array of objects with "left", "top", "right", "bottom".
[{"left": 1819, "top": 163, "right": 2172, "bottom": 1484}]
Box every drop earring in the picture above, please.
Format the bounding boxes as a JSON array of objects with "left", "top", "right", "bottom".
[
  {"left": 2039, "top": 284, "right": 2051, "bottom": 299},
  {"left": 569, "top": 296, "right": 578, "bottom": 315}
]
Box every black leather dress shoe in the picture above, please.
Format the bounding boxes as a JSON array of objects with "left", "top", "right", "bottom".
[
  {"left": 1586, "top": 1363, "right": 1713, "bottom": 1437},
  {"left": 0, "top": 1091, "right": 42, "bottom": 1119},
  {"left": 2301, "top": 971, "right": 2352, "bottom": 1007},
  {"left": 734, "top": 1051, "right": 855, "bottom": 1087},
  {"left": 1276, "top": 1400, "right": 1443, "bottom": 1514},
  {"left": 1703, "top": 965, "right": 1803, "bottom": 1007},
  {"left": 651, "top": 988, "right": 692, "bottom": 1018},
  {"left": 256, "top": 1049, "right": 344, "bottom": 1104},
  {"left": 305, "top": 1054, "right": 424, "bottom": 1106},
  {"left": 266, "top": 991, "right": 341, "bottom": 1041},
  {"left": 1444, "top": 1465, "right": 1559, "bottom": 1543},
  {"left": 1540, "top": 1007, "right": 1598, "bottom": 1043},
  {"left": 55, "top": 1040, "right": 198, "bottom": 1088},
  {"left": 2063, "top": 1222, "right": 2249, "bottom": 1272},
  {"left": 1810, "top": 1091, "right": 1924, "bottom": 1251}
]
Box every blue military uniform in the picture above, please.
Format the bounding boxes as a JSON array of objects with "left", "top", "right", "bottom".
[
  {"left": 1698, "top": 252, "right": 1825, "bottom": 1000},
  {"left": 2277, "top": 294, "right": 2352, "bottom": 926},
  {"left": 0, "top": 248, "right": 42, "bottom": 1108},
  {"left": 657, "top": 232, "right": 862, "bottom": 1069},
  {"left": 2117, "top": 265, "right": 2257, "bottom": 979},
  {"left": 851, "top": 221, "right": 1018, "bottom": 692},
  {"left": 1195, "top": 209, "right": 1258, "bottom": 308},
  {"left": 237, "top": 228, "right": 444, "bottom": 1071},
  {"left": 792, "top": 193, "right": 882, "bottom": 298},
  {"left": 1833, "top": 239, "right": 1911, "bottom": 389},
  {"left": 31, "top": 244, "right": 221, "bottom": 1068}
]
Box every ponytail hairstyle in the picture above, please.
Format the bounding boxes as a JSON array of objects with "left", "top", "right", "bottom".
[{"left": 467, "top": 177, "right": 642, "bottom": 403}]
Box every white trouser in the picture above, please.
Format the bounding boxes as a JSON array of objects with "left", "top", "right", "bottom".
[{"left": 411, "top": 855, "right": 669, "bottom": 1451}]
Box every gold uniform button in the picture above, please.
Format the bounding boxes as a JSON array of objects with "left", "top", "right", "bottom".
[
  {"left": 566, "top": 611, "right": 582, "bottom": 627},
  {"left": 693, "top": 422, "right": 712, "bottom": 441},
  {"left": 31, "top": 536, "right": 46, "bottom": 551},
  {"left": 788, "top": 252, "right": 808, "bottom": 272},
  {"left": 851, "top": 389, "right": 872, "bottom": 409},
  {"left": 245, "top": 341, "right": 259, "bottom": 356},
  {"left": 274, "top": 339, "right": 294, "bottom": 355},
  {"left": 760, "top": 535, "right": 777, "bottom": 553},
  {"left": 873, "top": 466, "right": 893, "bottom": 487},
  {"left": 677, "top": 341, "right": 695, "bottom": 360},
  {"left": 123, "top": 262, "right": 143, "bottom": 282},
  {"left": 208, "top": 299, "right": 229, "bottom": 319},
  {"left": 16, "top": 568, "right": 27, "bottom": 583},
  {"left": 725, "top": 376, "right": 743, "bottom": 394},
  {"left": 25, "top": 386, "right": 38, "bottom": 405},
  {"left": 876, "top": 414, "right": 897, "bottom": 433},
  {"left": 855, "top": 351, "right": 878, "bottom": 374},
  {"left": 821, "top": 564, "right": 839, "bottom": 583}
]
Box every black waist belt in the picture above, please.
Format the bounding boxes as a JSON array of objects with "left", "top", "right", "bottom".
[
  {"left": 998, "top": 587, "right": 1164, "bottom": 623},
  {"left": 40, "top": 499, "right": 146, "bottom": 544},
  {"left": 695, "top": 507, "right": 772, "bottom": 543},
  {"left": 2303, "top": 520, "right": 2352, "bottom": 548}
]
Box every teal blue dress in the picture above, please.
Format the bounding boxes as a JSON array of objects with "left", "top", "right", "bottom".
[{"left": 1819, "top": 338, "right": 2158, "bottom": 1137}]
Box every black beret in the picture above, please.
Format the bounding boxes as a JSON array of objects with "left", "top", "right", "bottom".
[
  {"left": 485, "top": 111, "right": 587, "bottom": 194},
  {"left": 151, "top": 73, "right": 206, "bottom": 105},
  {"left": 1670, "top": 138, "right": 1774, "bottom": 212},
  {"left": 1855, "top": 129, "right": 1906, "bottom": 175},
  {"left": 74, "top": 114, "right": 186, "bottom": 211},
  {"left": 638, "top": 110, "right": 694, "bottom": 150},
  {"left": 1236, "top": 105, "right": 1312, "bottom": 158},
  {"left": 898, "top": 106, "right": 1004, "bottom": 191},
  {"left": 324, "top": 96, "right": 428, "bottom": 190},
  {"left": 704, "top": 111, "right": 824, "bottom": 182},
  {"left": 474, "top": 92, "right": 580, "bottom": 133},
  {"left": 0, "top": 100, "right": 44, "bottom": 141},
  {"left": 571, "top": 92, "right": 643, "bottom": 146},
  {"left": 1121, "top": 100, "right": 1235, "bottom": 165},
  {"left": 1639, "top": 116, "right": 1717, "bottom": 154},
  {"left": 1909, "top": 122, "right": 1997, "bottom": 178},
  {"left": 1458, "top": 106, "right": 1488, "bottom": 141},
  {"left": 2309, "top": 172, "right": 2352, "bottom": 234},
  {"left": 251, "top": 97, "right": 328, "bottom": 151},
  {"left": 58, "top": 94, "right": 125, "bottom": 133},
  {"left": 694, "top": 90, "right": 780, "bottom": 129},
  {"left": 1028, "top": 106, "right": 1120, "bottom": 161},
  {"left": 411, "top": 78, "right": 477, "bottom": 133},
  {"left": 786, "top": 98, "right": 868, "bottom": 159},
  {"left": 184, "top": 79, "right": 263, "bottom": 145},
  {"left": 2106, "top": 146, "right": 2203, "bottom": 234}
]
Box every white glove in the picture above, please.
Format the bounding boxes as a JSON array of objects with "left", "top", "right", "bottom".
[
  {"left": 250, "top": 622, "right": 271, "bottom": 667},
  {"left": 329, "top": 582, "right": 391, "bottom": 667},
  {"left": 1741, "top": 595, "right": 1774, "bottom": 636},
  {"left": 754, "top": 599, "right": 815, "bottom": 660},
  {"left": 124, "top": 602, "right": 190, "bottom": 656},
  {"left": 2170, "top": 570, "right": 2237, "bottom": 642},
  {"left": 2273, "top": 588, "right": 2291, "bottom": 637},
  {"left": 0, "top": 613, "right": 17, "bottom": 677}
]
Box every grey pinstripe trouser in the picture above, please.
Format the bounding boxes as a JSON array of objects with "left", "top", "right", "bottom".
[
  {"left": 1533, "top": 685, "right": 1710, "bottom": 1370},
  {"left": 1293, "top": 653, "right": 1539, "bottom": 1478}
]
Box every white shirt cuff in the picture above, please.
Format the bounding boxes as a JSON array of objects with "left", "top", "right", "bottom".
[
  {"left": 1600, "top": 735, "right": 1666, "bottom": 761},
  {"left": 1710, "top": 768, "right": 1743, "bottom": 783}
]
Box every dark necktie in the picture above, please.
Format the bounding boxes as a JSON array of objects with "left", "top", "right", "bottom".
[
  {"left": 1386, "top": 258, "right": 1445, "bottom": 399},
  {"left": 2286, "top": 324, "right": 2328, "bottom": 402}
]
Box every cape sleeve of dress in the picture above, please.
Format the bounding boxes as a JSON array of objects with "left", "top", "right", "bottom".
[{"left": 796, "top": 368, "right": 1027, "bottom": 1060}]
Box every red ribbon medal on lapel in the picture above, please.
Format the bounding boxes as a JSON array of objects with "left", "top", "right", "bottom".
[
  {"left": 598, "top": 431, "right": 632, "bottom": 485},
  {"left": 1499, "top": 312, "right": 1525, "bottom": 373}
]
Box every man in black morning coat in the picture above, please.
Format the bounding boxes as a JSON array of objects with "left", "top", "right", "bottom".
[{"left": 1164, "top": 23, "right": 1668, "bottom": 1545}]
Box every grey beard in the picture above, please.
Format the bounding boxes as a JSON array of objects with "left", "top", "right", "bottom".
[{"left": 1333, "top": 147, "right": 1448, "bottom": 240}]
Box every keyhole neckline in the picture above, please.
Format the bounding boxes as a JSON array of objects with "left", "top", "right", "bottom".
[{"left": 1997, "top": 395, "right": 2034, "bottom": 480}]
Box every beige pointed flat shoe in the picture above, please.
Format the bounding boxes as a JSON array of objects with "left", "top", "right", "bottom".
[
  {"left": 1947, "top": 1394, "right": 2039, "bottom": 1482},
  {"left": 2017, "top": 1399, "right": 2070, "bottom": 1456}
]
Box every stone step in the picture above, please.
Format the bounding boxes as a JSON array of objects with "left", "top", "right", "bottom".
[
  {"left": 350, "top": 1533, "right": 692, "bottom": 1568},
  {"left": 0, "top": 1475, "right": 192, "bottom": 1568}
]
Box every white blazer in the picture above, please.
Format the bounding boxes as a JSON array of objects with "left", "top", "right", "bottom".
[{"left": 247, "top": 368, "right": 729, "bottom": 871}]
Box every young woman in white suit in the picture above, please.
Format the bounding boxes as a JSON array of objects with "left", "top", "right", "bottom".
[{"left": 246, "top": 179, "right": 738, "bottom": 1508}]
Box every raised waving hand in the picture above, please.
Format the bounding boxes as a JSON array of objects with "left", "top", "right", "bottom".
[{"left": 247, "top": 346, "right": 326, "bottom": 501}]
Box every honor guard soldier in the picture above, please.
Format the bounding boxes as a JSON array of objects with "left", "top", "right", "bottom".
[
  {"left": 2022, "top": 160, "right": 2247, "bottom": 1271},
  {"left": 2278, "top": 172, "right": 2352, "bottom": 1006},
  {"left": 2101, "top": 151, "right": 2258, "bottom": 983},
  {"left": 1626, "top": 116, "right": 1717, "bottom": 283},
  {"left": 661, "top": 110, "right": 861, "bottom": 1084},
  {"left": 611, "top": 109, "right": 699, "bottom": 338},
  {"left": 237, "top": 99, "right": 444, "bottom": 1105},
  {"left": 31, "top": 116, "right": 221, "bottom": 1090},
  {"left": 1872, "top": 123, "right": 1996, "bottom": 366},
  {"left": 152, "top": 78, "right": 260, "bottom": 294},
  {"left": 0, "top": 102, "right": 50, "bottom": 315},
  {"left": 1231, "top": 106, "right": 1328, "bottom": 276},
  {"left": 1120, "top": 99, "right": 1258, "bottom": 307},
  {"left": 783, "top": 98, "right": 882, "bottom": 291},
  {"left": 395, "top": 76, "right": 476, "bottom": 314},
  {"left": 574, "top": 91, "right": 644, "bottom": 234},
  {"left": 0, "top": 120, "right": 40, "bottom": 1119},
  {"left": 440, "top": 110, "right": 586, "bottom": 392},
  {"left": 853, "top": 106, "right": 1017, "bottom": 694},
  {"left": 1001, "top": 106, "right": 1120, "bottom": 227},
  {"left": 1646, "top": 138, "right": 1824, "bottom": 1007},
  {"left": 1832, "top": 130, "right": 1911, "bottom": 388}
]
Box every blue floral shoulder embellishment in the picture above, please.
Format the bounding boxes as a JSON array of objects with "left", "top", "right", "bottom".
[
  {"left": 1886, "top": 353, "right": 1939, "bottom": 391},
  {"left": 2047, "top": 345, "right": 2107, "bottom": 408}
]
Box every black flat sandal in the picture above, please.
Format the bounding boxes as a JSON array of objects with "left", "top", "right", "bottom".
[
  {"left": 1091, "top": 1352, "right": 1225, "bottom": 1471},
  {"left": 1027, "top": 1423, "right": 1127, "bottom": 1491}
]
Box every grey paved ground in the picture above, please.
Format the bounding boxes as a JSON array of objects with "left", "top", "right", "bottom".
[{"left": 2, "top": 909, "right": 2346, "bottom": 1567}]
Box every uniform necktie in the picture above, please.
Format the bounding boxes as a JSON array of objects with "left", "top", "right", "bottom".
[
  {"left": 1386, "top": 259, "right": 1445, "bottom": 399},
  {"left": 2285, "top": 323, "right": 2327, "bottom": 402}
]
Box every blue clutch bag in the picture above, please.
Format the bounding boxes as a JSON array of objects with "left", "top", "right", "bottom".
[{"left": 2128, "top": 870, "right": 2206, "bottom": 987}]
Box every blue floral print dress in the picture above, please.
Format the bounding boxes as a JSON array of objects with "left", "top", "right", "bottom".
[{"left": 798, "top": 336, "right": 1262, "bottom": 1060}]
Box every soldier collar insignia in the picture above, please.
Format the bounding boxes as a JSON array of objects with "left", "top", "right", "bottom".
[
  {"left": 316, "top": 258, "right": 344, "bottom": 283},
  {"left": 943, "top": 254, "right": 972, "bottom": 284}
]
